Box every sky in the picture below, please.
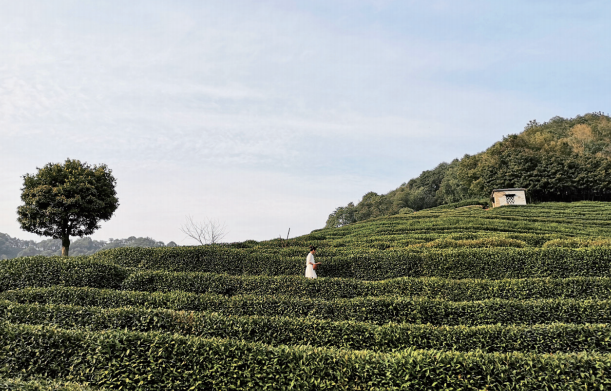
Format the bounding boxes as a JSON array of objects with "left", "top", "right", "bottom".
[{"left": 1, "top": 0, "right": 610, "bottom": 245}]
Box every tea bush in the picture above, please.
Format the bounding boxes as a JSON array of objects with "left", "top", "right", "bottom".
[
  {"left": 2, "top": 322, "right": 610, "bottom": 390},
  {"left": 3, "top": 286, "right": 611, "bottom": 326},
  {"left": 3, "top": 300, "right": 611, "bottom": 354},
  {"left": 0, "top": 256, "right": 128, "bottom": 292},
  {"left": 0, "top": 377, "right": 94, "bottom": 391},
  {"left": 5, "top": 201, "right": 611, "bottom": 388},
  {"left": 93, "top": 246, "right": 611, "bottom": 281},
  {"left": 123, "top": 270, "right": 611, "bottom": 301}
]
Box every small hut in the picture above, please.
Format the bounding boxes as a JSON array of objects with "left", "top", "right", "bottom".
[{"left": 490, "top": 188, "right": 527, "bottom": 208}]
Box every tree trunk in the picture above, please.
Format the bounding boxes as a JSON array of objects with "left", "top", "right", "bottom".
[{"left": 61, "top": 234, "right": 70, "bottom": 257}]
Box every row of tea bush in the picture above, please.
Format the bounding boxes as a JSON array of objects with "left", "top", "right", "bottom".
[
  {"left": 123, "top": 270, "right": 611, "bottom": 300},
  {"left": 3, "top": 300, "right": 611, "bottom": 354},
  {"left": 5, "top": 245, "right": 611, "bottom": 286},
  {"left": 2, "top": 322, "right": 610, "bottom": 390},
  {"left": 3, "top": 286, "right": 611, "bottom": 326}
]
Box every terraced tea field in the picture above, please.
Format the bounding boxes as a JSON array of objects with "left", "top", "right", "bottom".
[{"left": 2, "top": 201, "right": 611, "bottom": 389}]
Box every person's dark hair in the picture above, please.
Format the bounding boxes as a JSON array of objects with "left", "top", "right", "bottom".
[{"left": 309, "top": 245, "right": 317, "bottom": 252}]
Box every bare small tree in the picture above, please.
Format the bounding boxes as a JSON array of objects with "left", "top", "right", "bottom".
[{"left": 180, "top": 216, "right": 228, "bottom": 245}]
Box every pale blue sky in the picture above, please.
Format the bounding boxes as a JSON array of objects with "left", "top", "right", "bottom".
[{"left": 1, "top": 0, "right": 609, "bottom": 244}]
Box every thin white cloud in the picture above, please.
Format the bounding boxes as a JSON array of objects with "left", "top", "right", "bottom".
[{"left": 1, "top": 0, "right": 609, "bottom": 244}]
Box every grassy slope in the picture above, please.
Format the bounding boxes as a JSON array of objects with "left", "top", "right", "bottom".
[
  {"left": 250, "top": 201, "right": 611, "bottom": 256},
  {"left": 3, "top": 201, "right": 611, "bottom": 389}
]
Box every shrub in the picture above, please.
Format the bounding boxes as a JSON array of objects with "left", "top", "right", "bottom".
[
  {"left": 426, "top": 199, "right": 489, "bottom": 210},
  {"left": 0, "top": 377, "right": 94, "bottom": 391},
  {"left": 411, "top": 238, "right": 527, "bottom": 249},
  {"left": 122, "top": 271, "right": 611, "bottom": 301},
  {"left": 93, "top": 246, "right": 611, "bottom": 281},
  {"left": 3, "top": 300, "right": 611, "bottom": 354},
  {"left": 1, "top": 322, "right": 610, "bottom": 390},
  {"left": 3, "top": 286, "right": 611, "bottom": 326},
  {"left": 0, "top": 256, "right": 128, "bottom": 292},
  {"left": 543, "top": 238, "right": 611, "bottom": 248}
]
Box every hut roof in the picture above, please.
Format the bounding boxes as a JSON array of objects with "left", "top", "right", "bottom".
[{"left": 490, "top": 188, "right": 527, "bottom": 195}]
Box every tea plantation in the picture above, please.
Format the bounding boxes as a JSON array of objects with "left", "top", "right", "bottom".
[{"left": 2, "top": 201, "right": 611, "bottom": 390}]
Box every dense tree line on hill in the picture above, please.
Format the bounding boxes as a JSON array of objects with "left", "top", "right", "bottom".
[
  {"left": 0, "top": 232, "right": 176, "bottom": 259},
  {"left": 327, "top": 112, "right": 611, "bottom": 228}
]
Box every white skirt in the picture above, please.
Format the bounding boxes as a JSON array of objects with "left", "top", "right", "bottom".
[{"left": 305, "top": 264, "right": 317, "bottom": 279}]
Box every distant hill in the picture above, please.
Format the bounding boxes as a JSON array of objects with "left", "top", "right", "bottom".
[
  {"left": 0, "top": 232, "right": 176, "bottom": 259},
  {"left": 326, "top": 112, "right": 611, "bottom": 228}
]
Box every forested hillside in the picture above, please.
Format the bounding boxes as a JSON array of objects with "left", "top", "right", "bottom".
[
  {"left": 0, "top": 233, "right": 176, "bottom": 259},
  {"left": 327, "top": 112, "right": 611, "bottom": 227}
]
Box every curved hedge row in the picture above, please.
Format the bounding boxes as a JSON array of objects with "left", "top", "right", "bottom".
[
  {"left": 4, "top": 300, "right": 611, "bottom": 354},
  {"left": 6, "top": 254, "right": 611, "bottom": 301},
  {"left": 0, "top": 256, "right": 128, "bottom": 292},
  {"left": 7, "top": 246, "right": 611, "bottom": 285},
  {"left": 93, "top": 246, "right": 611, "bottom": 280},
  {"left": 0, "top": 377, "right": 94, "bottom": 391},
  {"left": 543, "top": 238, "right": 611, "bottom": 248},
  {"left": 408, "top": 237, "right": 528, "bottom": 249},
  {"left": 6, "top": 255, "right": 611, "bottom": 301},
  {"left": 2, "top": 322, "right": 610, "bottom": 390},
  {"left": 123, "top": 270, "right": 611, "bottom": 300},
  {"left": 3, "top": 287, "right": 611, "bottom": 326}
]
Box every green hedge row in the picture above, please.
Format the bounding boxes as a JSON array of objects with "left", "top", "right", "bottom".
[
  {"left": 4, "top": 286, "right": 611, "bottom": 326},
  {"left": 321, "top": 247, "right": 611, "bottom": 280},
  {"left": 543, "top": 238, "right": 611, "bottom": 248},
  {"left": 423, "top": 199, "right": 490, "bottom": 210},
  {"left": 93, "top": 246, "right": 611, "bottom": 280},
  {"left": 7, "top": 245, "right": 611, "bottom": 285},
  {"left": 4, "top": 300, "right": 611, "bottom": 354},
  {"left": 123, "top": 270, "right": 611, "bottom": 300},
  {"left": 2, "top": 322, "right": 610, "bottom": 390},
  {"left": 6, "top": 255, "right": 611, "bottom": 301},
  {"left": 408, "top": 237, "right": 528, "bottom": 249},
  {"left": 0, "top": 256, "right": 128, "bottom": 292},
  {"left": 0, "top": 377, "right": 94, "bottom": 391}
]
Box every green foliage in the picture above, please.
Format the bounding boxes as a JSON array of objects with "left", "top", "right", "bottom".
[
  {"left": 325, "top": 202, "right": 358, "bottom": 228},
  {"left": 123, "top": 271, "right": 611, "bottom": 301},
  {"left": 397, "top": 207, "right": 414, "bottom": 214},
  {"left": 6, "top": 254, "right": 611, "bottom": 301},
  {"left": 2, "top": 322, "right": 611, "bottom": 390},
  {"left": 0, "top": 377, "right": 94, "bottom": 391},
  {"left": 4, "top": 286, "right": 611, "bottom": 326},
  {"left": 448, "top": 113, "right": 611, "bottom": 202},
  {"left": 0, "top": 256, "right": 128, "bottom": 292},
  {"left": 317, "top": 201, "right": 611, "bottom": 255},
  {"left": 425, "top": 198, "right": 489, "bottom": 210},
  {"left": 4, "top": 300, "right": 611, "bottom": 354},
  {"left": 95, "top": 245, "right": 611, "bottom": 281},
  {"left": 5, "top": 201, "right": 611, "bottom": 387},
  {"left": 410, "top": 237, "right": 527, "bottom": 248},
  {"left": 326, "top": 113, "right": 611, "bottom": 227},
  {"left": 0, "top": 232, "right": 171, "bottom": 259},
  {"left": 17, "top": 159, "right": 119, "bottom": 257},
  {"left": 543, "top": 238, "right": 611, "bottom": 248}
]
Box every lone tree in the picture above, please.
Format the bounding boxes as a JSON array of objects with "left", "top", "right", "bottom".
[
  {"left": 180, "top": 216, "right": 227, "bottom": 245},
  {"left": 17, "top": 159, "right": 119, "bottom": 257}
]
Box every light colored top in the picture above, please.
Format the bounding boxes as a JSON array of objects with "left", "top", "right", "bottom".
[{"left": 306, "top": 253, "right": 315, "bottom": 266}]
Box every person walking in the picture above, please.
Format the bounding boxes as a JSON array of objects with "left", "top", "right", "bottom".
[{"left": 305, "top": 245, "right": 321, "bottom": 279}]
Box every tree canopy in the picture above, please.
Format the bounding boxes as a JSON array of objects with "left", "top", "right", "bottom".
[
  {"left": 326, "top": 112, "right": 611, "bottom": 228},
  {"left": 17, "top": 159, "right": 119, "bottom": 256}
]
